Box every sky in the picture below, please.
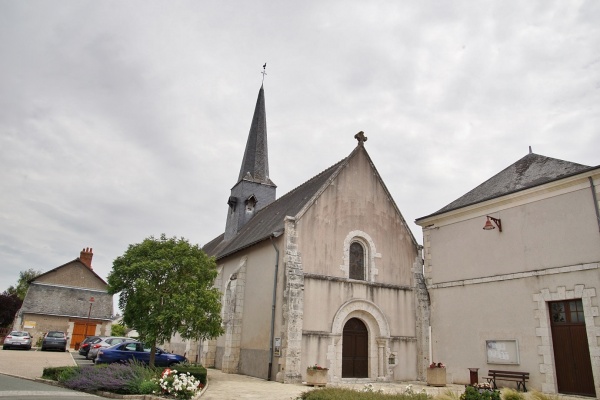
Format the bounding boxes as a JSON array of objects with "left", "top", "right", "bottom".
[{"left": 1, "top": 1, "right": 599, "bottom": 294}]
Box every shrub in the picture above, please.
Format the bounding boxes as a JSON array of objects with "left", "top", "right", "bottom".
[
  {"left": 527, "top": 391, "right": 560, "bottom": 400},
  {"left": 159, "top": 368, "right": 204, "bottom": 400},
  {"left": 170, "top": 363, "right": 207, "bottom": 385},
  {"left": 500, "top": 388, "right": 525, "bottom": 400},
  {"left": 42, "top": 366, "right": 79, "bottom": 381},
  {"left": 460, "top": 386, "right": 500, "bottom": 400},
  {"left": 57, "top": 367, "right": 80, "bottom": 383},
  {"left": 299, "top": 387, "right": 430, "bottom": 400},
  {"left": 124, "top": 359, "right": 160, "bottom": 394}
]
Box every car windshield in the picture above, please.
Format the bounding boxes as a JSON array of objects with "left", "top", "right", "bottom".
[
  {"left": 48, "top": 332, "right": 65, "bottom": 338},
  {"left": 10, "top": 332, "right": 26, "bottom": 336}
]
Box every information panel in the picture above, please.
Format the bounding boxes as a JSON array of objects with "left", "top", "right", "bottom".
[{"left": 486, "top": 340, "right": 519, "bottom": 364}]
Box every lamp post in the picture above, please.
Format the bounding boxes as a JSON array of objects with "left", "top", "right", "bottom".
[{"left": 84, "top": 297, "right": 95, "bottom": 338}]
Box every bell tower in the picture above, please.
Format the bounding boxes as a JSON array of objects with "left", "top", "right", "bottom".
[{"left": 224, "top": 84, "right": 276, "bottom": 241}]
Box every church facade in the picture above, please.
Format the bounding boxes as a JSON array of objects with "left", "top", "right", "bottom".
[{"left": 200, "top": 85, "right": 428, "bottom": 383}]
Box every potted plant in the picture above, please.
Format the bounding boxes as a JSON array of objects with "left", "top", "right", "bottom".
[
  {"left": 306, "top": 364, "right": 328, "bottom": 386},
  {"left": 427, "top": 362, "right": 446, "bottom": 386}
]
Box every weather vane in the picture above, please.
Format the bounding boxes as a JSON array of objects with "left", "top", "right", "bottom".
[{"left": 261, "top": 63, "right": 267, "bottom": 84}]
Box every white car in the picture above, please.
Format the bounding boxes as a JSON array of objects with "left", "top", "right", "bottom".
[
  {"left": 3, "top": 331, "right": 32, "bottom": 350},
  {"left": 88, "top": 337, "right": 129, "bottom": 361}
]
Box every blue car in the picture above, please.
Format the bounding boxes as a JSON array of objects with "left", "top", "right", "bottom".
[{"left": 95, "top": 341, "right": 187, "bottom": 367}]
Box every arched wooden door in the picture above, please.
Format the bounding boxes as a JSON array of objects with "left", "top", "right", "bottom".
[{"left": 342, "top": 318, "right": 368, "bottom": 378}]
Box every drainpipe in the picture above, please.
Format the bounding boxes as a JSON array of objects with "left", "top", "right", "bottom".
[
  {"left": 589, "top": 177, "right": 600, "bottom": 233},
  {"left": 268, "top": 230, "right": 283, "bottom": 381}
]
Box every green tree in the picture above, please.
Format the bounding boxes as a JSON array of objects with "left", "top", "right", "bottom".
[
  {"left": 107, "top": 234, "right": 223, "bottom": 367},
  {"left": 7, "top": 268, "right": 42, "bottom": 300},
  {"left": 111, "top": 322, "right": 127, "bottom": 337}
]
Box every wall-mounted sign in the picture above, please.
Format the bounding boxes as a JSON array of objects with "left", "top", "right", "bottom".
[
  {"left": 274, "top": 337, "right": 281, "bottom": 357},
  {"left": 23, "top": 321, "right": 36, "bottom": 329},
  {"left": 486, "top": 340, "right": 519, "bottom": 364}
]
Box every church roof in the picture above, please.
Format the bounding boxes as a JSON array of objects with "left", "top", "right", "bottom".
[
  {"left": 237, "top": 85, "right": 274, "bottom": 185},
  {"left": 417, "top": 152, "right": 597, "bottom": 221},
  {"left": 204, "top": 157, "right": 347, "bottom": 259}
]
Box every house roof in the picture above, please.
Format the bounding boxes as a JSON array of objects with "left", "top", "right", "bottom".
[{"left": 417, "top": 152, "right": 598, "bottom": 221}]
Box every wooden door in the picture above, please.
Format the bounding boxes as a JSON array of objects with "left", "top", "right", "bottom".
[
  {"left": 550, "top": 300, "right": 596, "bottom": 397},
  {"left": 71, "top": 322, "right": 97, "bottom": 349},
  {"left": 342, "top": 318, "right": 368, "bottom": 378}
]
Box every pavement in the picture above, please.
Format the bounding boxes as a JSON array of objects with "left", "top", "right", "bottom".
[
  {"left": 201, "top": 368, "right": 465, "bottom": 400},
  {"left": 0, "top": 348, "right": 593, "bottom": 400}
]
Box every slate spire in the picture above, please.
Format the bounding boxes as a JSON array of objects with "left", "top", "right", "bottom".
[
  {"left": 237, "top": 85, "right": 273, "bottom": 185},
  {"left": 225, "top": 84, "right": 276, "bottom": 241}
]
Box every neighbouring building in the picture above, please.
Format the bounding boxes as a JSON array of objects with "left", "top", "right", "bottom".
[
  {"left": 199, "top": 84, "right": 428, "bottom": 384},
  {"left": 415, "top": 151, "right": 600, "bottom": 397},
  {"left": 15, "top": 248, "right": 114, "bottom": 349}
]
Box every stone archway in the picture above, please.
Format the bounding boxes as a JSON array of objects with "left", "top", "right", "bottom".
[{"left": 328, "top": 299, "right": 391, "bottom": 382}]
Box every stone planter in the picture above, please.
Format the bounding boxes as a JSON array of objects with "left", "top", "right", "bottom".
[
  {"left": 427, "top": 367, "right": 447, "bottom": 386},
  {"left": 306, "top": 369, "right": 328, "bottom": 386}
]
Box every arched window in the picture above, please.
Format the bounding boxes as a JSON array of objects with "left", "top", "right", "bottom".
[{"left": 349, "top": 242, "right": 365, "bottom": 280}]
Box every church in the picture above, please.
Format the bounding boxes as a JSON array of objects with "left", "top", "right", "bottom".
[
  {"left": 200, "top": 84, "right": 428, "bottom": 383},
  {"left": 196, "top": 82, "right": 599, "bottom": 395}
]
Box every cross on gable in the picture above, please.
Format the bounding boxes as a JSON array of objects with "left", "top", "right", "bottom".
[{"left": 354, "top": 131, "right": 368, "bottom": 145}]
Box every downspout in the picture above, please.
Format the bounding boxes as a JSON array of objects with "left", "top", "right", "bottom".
[
  {"left": 268, "top": 230, "right": 283, "bottom": 381},
  {"left": 589, "top": 177, "right": 600, "bottom": 233}
]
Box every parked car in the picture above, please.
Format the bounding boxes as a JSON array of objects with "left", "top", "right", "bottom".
[
  {"left": 88, "top": 336, "right": 129, "bottom": 362},
  {"left": 41, "top": 331, "right": 68, "bottom": 351},
  {"left": 78, "top": 336, "right": 104, "bottom": 358},
  {"left": 2, "top": 331, "right": 32, "bottom": 350},
  {"left": 96, "top": 341, "right": 187, "bottom": 367}
]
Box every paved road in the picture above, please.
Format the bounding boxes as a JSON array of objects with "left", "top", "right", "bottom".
[{"left": 0, "top": 374, "right": 102, "bottom": 399}]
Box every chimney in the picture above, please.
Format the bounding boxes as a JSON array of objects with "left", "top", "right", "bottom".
[{"left": 80, "top": 247, "right": 93, "bottom": 270}]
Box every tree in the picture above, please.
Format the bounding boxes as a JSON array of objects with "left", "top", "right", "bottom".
[
  {"left": 107, "top": 234, "right": 224, "bottom": 367},
  {"left": 7, "top": 268, "right": 42, "bottom": 300},
  {"left": 111, "top": 322, "right": 127, "bottom": 337},
  {"left": 0, "top": 291, "right": 22, "bottom": 328}
]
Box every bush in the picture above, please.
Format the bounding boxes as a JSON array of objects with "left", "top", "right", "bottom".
[
  {"left": 500, "top": 388, "right": 525, "bottom": 400},
  {"left": 460, "top": 386, "right": 500, "bottom": 400},
  {"left": 61, "top": 361, "right": 161, "bottom": 395},
  {"left": 57, "top": 367, "right": 81, "bottom": 383},
  {"left": 170, "top": 363, "right": 207, "bottom": 385},
  {"left": 42, "top": 366, "right": 80, "bottom": 381},
  {"left": 299, "top": 387, "right": 430, "bottom": 400}
]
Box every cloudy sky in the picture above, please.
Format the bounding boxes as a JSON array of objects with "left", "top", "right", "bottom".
[{"left": 1, "top": 1, "right": 599, "bottom": 293}]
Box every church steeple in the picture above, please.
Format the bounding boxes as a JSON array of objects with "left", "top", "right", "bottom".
[
  {"left": 237, "top": 85, "right": 273, "bottom": 185},
  {"left": 225, "top": 84, "right": 277, "bottom": 241}
]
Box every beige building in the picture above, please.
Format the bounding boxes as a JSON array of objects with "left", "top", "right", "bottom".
[
  {"left": 15, "top": 248, "right": 113, "bottom": 349},
  {"left": 416, "top": 151, "right": 600, "bottom": 397},
  {"left": 199, "top": 85, "right": 427, "bottom": 383}
]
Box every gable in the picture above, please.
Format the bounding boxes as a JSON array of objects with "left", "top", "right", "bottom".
[
  {"left": 33, "top": 260, "right": 108, "bottom": 290},
  {"left": 294, "top": 146, "right": 419, "bottom": 281}
]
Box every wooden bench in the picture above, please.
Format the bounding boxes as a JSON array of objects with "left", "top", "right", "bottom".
[{"left": 484, "top": 370, "right": 529, "bottom": 392}]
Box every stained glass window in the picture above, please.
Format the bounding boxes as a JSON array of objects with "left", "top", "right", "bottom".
[{"left": 349, "top": 242, "right": 365, "bottom": 280}]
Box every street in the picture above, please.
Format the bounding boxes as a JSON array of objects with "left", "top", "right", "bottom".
[
  {"left": 0, "top": 373, "right": 102, "bottom": 399},
  {"left": 0, "top": 347, "right": 103, "bottom": 399}
]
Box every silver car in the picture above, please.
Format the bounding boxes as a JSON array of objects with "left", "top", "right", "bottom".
[
  {"left": 88, "top": 336, "right": 129, "bottom": 362},
  {"left": 2, "top": 331, "right": 32, "bottom": 350}
]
